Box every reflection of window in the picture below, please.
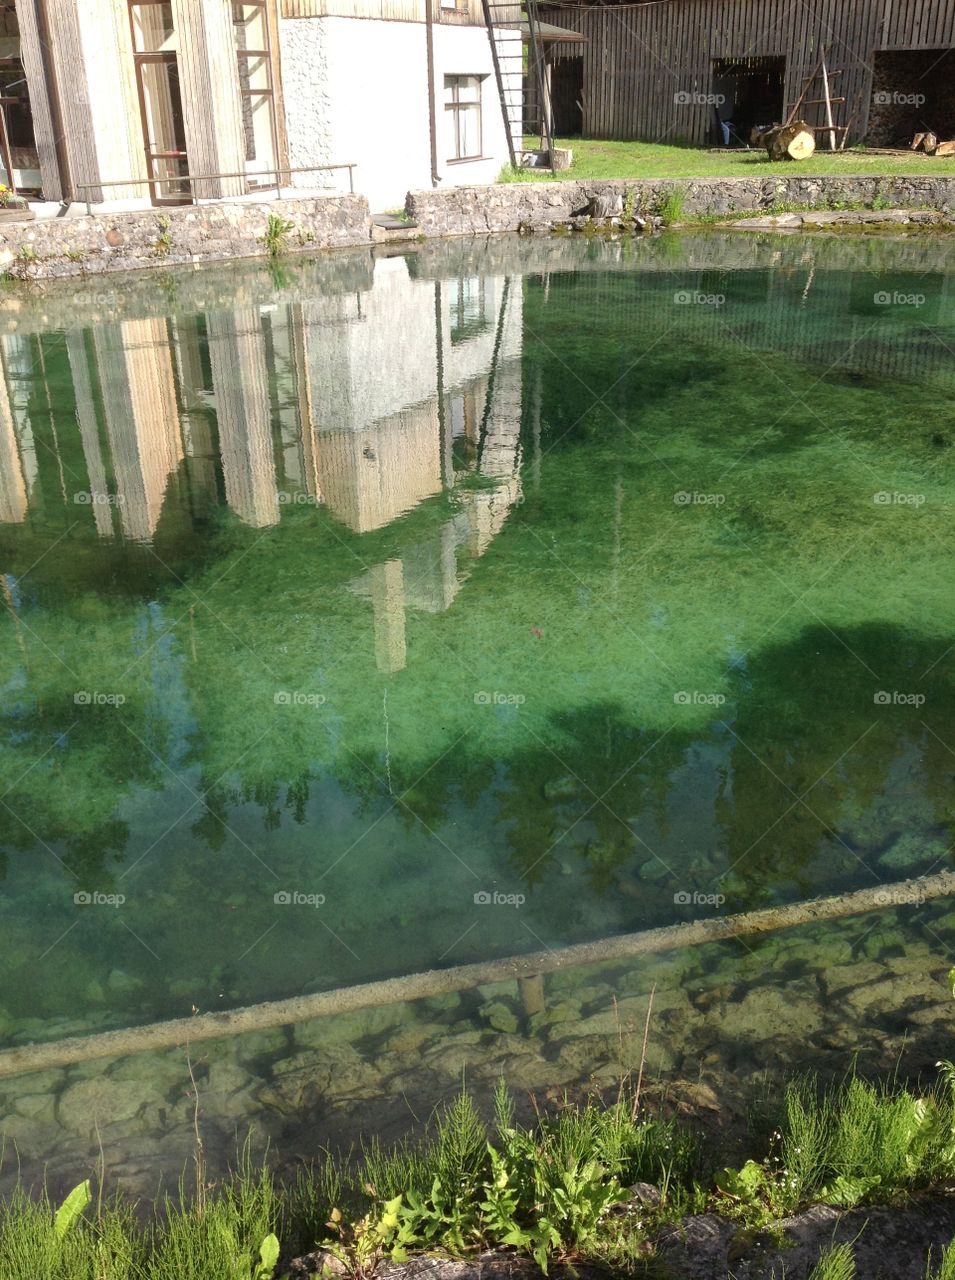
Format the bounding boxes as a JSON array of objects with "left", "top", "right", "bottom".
[
  {"left": 129, "top": 1, "right": 176, "bottom": 52},
  {"left": 444, "top": 75, "right": 482, "bottom": 161},
  {"left": 450, "top": 277, "right": 491, "bottom": 345},
  {"left": 232, "top": 0, "right": 278, "bottom": 181}
]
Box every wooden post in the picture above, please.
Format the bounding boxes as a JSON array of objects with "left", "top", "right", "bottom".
[
  {"left": 518, "top": 973, "right": 545, "bottom": 1017},
  {"left": 820, "top": 51, "right": 837, "bottom": 152}
]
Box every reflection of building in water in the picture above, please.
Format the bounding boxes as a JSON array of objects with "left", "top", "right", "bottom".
[
  {"left": 206, "top": 308, "right": 279, "bottom": 530},
  {"left": 0, "top": 364, "right": 27, "bottom": 525},
  {"left": 0, "top": 258, "right": 525, "bottom": 671}
]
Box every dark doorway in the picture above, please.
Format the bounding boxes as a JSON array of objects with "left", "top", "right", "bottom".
[
  {"left": 551, "top": 55, "right": 583, "bottom": 136},
  {"left": 868, "top": 49, "right": 955, "bottom": 147},
  {"left": 711, "top": 56, "right": 785, "bottom": 146},
  {"left": 0, "top": 0, "right": 39, "bottom": 194}
]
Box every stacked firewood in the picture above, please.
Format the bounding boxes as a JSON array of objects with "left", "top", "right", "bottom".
[{"left": 912, "top": 132, "right": 955, "bottom": 157}]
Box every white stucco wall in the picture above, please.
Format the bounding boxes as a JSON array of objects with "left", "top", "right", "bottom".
[{"left": 278, "top": 15, "right": 518, "bottom": 211}]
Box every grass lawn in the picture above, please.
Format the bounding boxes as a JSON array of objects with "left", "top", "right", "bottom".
[{"left": 509, "top": 137, "right": 955, "bottom": 180}]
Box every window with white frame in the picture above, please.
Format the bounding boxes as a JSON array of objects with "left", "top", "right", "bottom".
[{"left": 444, "top": 75, "right": 483, "bottom": 161}]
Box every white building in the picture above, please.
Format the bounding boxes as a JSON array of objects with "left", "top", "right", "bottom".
[{"left": 6, "top": 0, "right": 521, "bottom": 213}]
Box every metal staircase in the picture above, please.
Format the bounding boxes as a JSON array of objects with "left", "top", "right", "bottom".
[{"left": 480, "top": 0, "right": 553, "bottom": 170}]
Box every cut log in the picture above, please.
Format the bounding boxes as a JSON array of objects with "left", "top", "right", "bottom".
[
  {"left": 759, "top": 121, "right": 816, "bottom": 161},
  {"left": 922, "top": 131, "right": 939, "bottom": 154},
  {"left": 911, "top": 131, "right": 927, "bottom": 150},
  {"left": 933, "top": 139, "right": 955, "bottom": 157}
]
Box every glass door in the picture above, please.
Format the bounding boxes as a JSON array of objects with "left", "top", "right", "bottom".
[{"left": 129, "top": 1, "right": 190, "bottom": 205}]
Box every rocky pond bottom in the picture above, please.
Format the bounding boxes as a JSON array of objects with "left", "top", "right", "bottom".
[{"left": 2, "top": 893, "right": 952, "bottom": 1202}]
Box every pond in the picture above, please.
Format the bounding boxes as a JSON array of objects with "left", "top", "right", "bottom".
[{"left": 1, "top": 230, "right": 955, "bottom": 1192}]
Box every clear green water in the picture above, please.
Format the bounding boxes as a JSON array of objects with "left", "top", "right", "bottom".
[{"left": 2, "top": 232, "right": 955, "bottom": 1050}]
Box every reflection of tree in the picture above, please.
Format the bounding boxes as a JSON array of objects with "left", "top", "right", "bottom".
[{"left": 718, "top": 624, "right": 955, "bottom": 896}]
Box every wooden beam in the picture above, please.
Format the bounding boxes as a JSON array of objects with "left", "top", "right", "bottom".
[{"left": 0, "top": 869, "right": 951, "bottom": 1079}]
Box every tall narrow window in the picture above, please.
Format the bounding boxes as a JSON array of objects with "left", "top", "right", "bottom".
[
  {"left": 128, "top": 1, "right": 190, "bottom": 204},
  {"left": 445, "top": 75, "right": 483, "bottom": 161},
  {"left": 232, "top": 1, "right": 278, "bottom": 185}
]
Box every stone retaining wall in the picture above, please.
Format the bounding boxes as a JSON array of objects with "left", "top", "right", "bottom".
[
  {"left": 2, "top": 175, "right": 955, "bottom": 282},
  {"left": 407, "top": 174, "right": 955, "bottom": 235},
  {"left": 0, "top": 193, "right": 371, "bottom": 281}
]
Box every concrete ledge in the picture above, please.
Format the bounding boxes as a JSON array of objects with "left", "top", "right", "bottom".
[
  {"left": 0, "top": 193, "right": 371, "bottom": 281},
  {"left": 407, "top": 175, "right": 955, "bottom": 236}
]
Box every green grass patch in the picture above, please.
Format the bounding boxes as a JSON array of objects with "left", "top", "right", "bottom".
[
  {"left": 2, "top": 1068, "right": 955, "bottom": 1276},
  {"left": 504, "top": 137, "right": 955, "bottom": 181}
]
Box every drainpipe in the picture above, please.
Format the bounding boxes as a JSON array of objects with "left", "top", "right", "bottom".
[
  {"left": 34, "top": 0, "right": 73, "bottom": 203},
  {"left": 425, "top": 0, "right": 440, "bottom": 186}
]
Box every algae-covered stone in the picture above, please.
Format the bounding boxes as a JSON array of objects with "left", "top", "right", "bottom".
[
  {"left": 479, "top": 1000, "right": 520, "bottom": 1034},
  {"left": 57, "top": 1077, "right": 147, "bottom": 1134},
  {"left": 880, "top": 833, "right": 948, "bottom": 873}
]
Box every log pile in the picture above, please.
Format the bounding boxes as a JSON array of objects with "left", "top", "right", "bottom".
[
  {"left": 912, "top": 132, "right": 955, "bottom": 156},
  {"left": 751, "top": 120, "right": 816, "bottom": 161}
]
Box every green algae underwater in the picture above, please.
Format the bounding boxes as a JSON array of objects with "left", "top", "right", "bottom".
[{"left": 0, "top": 231, "right": 954, "bottom": 1050}]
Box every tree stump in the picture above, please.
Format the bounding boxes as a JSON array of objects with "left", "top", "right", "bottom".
[{"left": 757, "top": 121, "right": 816, "bottom": 161}]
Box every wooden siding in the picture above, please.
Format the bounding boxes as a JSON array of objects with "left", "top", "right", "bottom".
[
  {"left": 540, "top": 0, "right": 955, "bottom": 143},
  {"left": 280, "top": 0, "right": 498, "bottom": 27}
]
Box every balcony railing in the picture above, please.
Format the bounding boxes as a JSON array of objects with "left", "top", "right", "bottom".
[{"left": 73, "top": 163, "right": 357, "bottom": 215}]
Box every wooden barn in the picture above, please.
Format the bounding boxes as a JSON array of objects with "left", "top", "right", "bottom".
[{"left": 539, "top": 0, "right": 955, "bottom": 149}]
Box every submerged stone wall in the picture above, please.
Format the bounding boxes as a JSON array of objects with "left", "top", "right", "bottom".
[
  {"left": 407, "top": 174, "right": 955, "bottom": 235},
  {"left": 0, "top": 193, "right": 371, "bottom": 281}
]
